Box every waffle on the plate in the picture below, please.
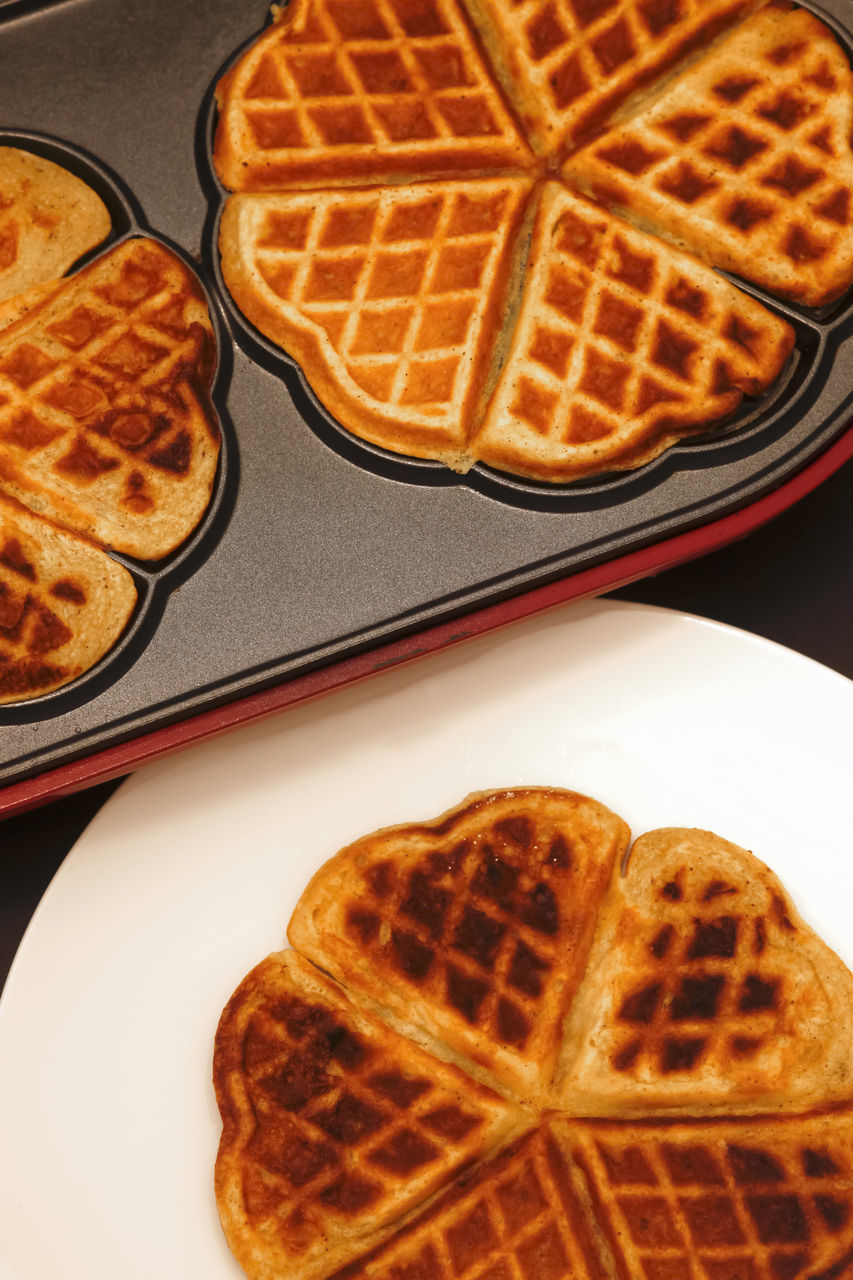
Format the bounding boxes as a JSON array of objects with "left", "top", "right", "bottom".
[
  {"left": 0, "top": 147, "right": 111, "bottom": 304},
  {"left": 0, "top": 492, "right": 136, "bottom": 702},
  {"left": 288, "top": 788, "right": 630, "bottom": 1102},
  {"left": 213, "top": 949, "right": 523, "bottom": 1280},
  {"left": 0, "top": 236, "right": 220, "bottom": 560},
  {"left": 217, "top": 787, "right": 853, "bottom": 1280},
  {"left": 219, "top": 178, "right": 533, "bottom": 467},
  {"left": 569, "top": 1110, "right": 853, "bottom": 1280},
  {"left": 563, "top": 3, "right": 853, "bottom": 307},
  {"left": 213, "top": 0, "right": 534, "bottom": 192},
  {"left": 330, "top": 1118, "right": 610, "bottom": 1280},
  {"left": 462, "top": 0, "right": 763, "bottom": 155},
  {"left": 471, "top": 182, "right": 794, "bottom": 482},
  {"left": 559, "top": 828, "right": 853, "bottom": 1115}
]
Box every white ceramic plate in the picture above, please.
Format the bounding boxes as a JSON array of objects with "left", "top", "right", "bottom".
[{"left": 1, "top": 599, "right": 851, "bottom": 1280}]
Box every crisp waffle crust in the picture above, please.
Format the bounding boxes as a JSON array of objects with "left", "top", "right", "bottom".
[
  {"left": 211, "top": 0, "right": 839, "bottom": 480},
  {"left": 215, "top": 789, "right": 853, "bottom": 1280}
]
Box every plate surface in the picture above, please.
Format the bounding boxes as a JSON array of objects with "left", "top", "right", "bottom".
[{"left": 1, "top": 598, "right": 851, "bottom": 1280}]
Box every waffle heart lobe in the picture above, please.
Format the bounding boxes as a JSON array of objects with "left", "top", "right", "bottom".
[
  {"left": 287, "top": 786, "right": 630, "bottom": 1105},
  {"left": 218, "top": 177, "right": 534, "bottom": 468},
  {"left": 557, "top": 827, "right": 853, "bottom": 1117},
  {"left": 0, "top": 146, "right": 110, "bottom": 305},
  {"left": 460, "top": 0, "right": 765, "bottom": 156},
  {"left": 213, "top": 0, "right": 535, "bottom": 193},
  {"left": 0, "top": 237, "right": 220, "bottom": 560},
  {"left": 0, "top": 491, "right": 136, "bottom": 703},
  {"left": 562, "top": 3, "right": 853, "bottom": 307},
  {"left": 471, "top": 180, "right": 794, "bottom": 482},
  {"left": 213, "top": 949, "right": 524, "bottom": 1280}
]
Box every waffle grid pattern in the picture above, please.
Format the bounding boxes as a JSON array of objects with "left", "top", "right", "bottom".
[
  {"left": 244, "top": 180, "right": 527, "bottom": 423},
  {"left": 563, "top": 6, "right": 853, "bottom": 305},
  {"left": 0, "top": 240, "right": 217, "bottom": 555},
  {"left": 608, "top": 871, "right": 791, "bottom": 1079},
  {"left": 574, "top": 1121, "right": 853, "bottom": 1280},
  {"left": 216, "top": 0, "right": 530, "bottom": 188},
  {"left": 476, "top": 184, "right": 788, "bottom": 469}
]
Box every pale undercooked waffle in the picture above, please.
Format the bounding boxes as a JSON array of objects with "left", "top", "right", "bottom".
[
  {"left": 471, "top": 182, "right": 794, "bottom": 482},
  {"left": 0, "top": 236, "right": 220, "bottom": 559},
  {"left": 462, "top": 0, "right": 763, "bottom": 155},
  {"left": 558, "top": 827, "right": 853, "bottom": 1116},
  {"left": 0, "top": 147, "right": 111, "bottom": 304},
  {"left": 562, "top": 3, "right": 853, "bottom": 307},
  {"left": 219, "top": 178, "right": 533, "bottom": 466},
  {"left": 288, "top": 788, "right": 631, "bottom": 1102},
  {"left": 213, "top": 0, "right": 534, "bottom": 192},
  {"left": 0, "top": 492, "right": 136, "bottom": 702},
  {"left": 213, "top": 949, "right": 523, "bottom": 1280},
  {"left": 216, "top": 788, "right": 853, "bottom": 1280}
]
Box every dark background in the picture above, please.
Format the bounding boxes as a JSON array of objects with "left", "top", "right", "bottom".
[{"left": 3, "top": 453, "right": 851, "bottom": 992}]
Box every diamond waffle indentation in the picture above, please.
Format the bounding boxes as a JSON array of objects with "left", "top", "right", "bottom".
[
  {"left": 562, "top": 4, "right": 853, "bottom": 306},
  {"left": 473, "top": 184, "right": 792, "bottom": 483},
  {"left": 214, "top": 0, "right": 532, "bottom": 190}
]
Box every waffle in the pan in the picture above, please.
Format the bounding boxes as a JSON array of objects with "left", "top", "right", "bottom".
[
  {"left": 330, "top": 1119, "right": 610, "bottom": 1280},
  {"left": 214, "top": 949, "right": 523, "bottom": 1280},
  {"left": 569, "top": 1110, "right": 853, "bottom": 1280},
  {"left": 0, "top": 492, "right": 136, "bottom": 702},
  {"left": 219, "top": 788, "right": 853, "bottom": 1280},
  {"left": 463, "top": 0, "right": 763, "bottom": 155},
  {"left": 0, "top": 147, "right": 111, "bottom": 304},
  {"left": 559, "top": 827, "right": 853, "bottom": 1116},
  {"left": 472, "top": 182, "right": 794, "bottom": 482},
  {"left": 0, "top": 236, "right": 220, "bottom": 560},
  {"left": 213, "top": 0, "right": 534, "bottom": 193},
  {"left": 288, "top": 788, "right": 630, "bottom": 1102},
  {"left": 563, "top": 3, "right": 853, "bottom": 307},
  {"left": 219, "top": 178, "right": 533, "bottom": 467}
]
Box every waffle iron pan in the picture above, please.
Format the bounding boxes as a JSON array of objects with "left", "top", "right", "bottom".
[{"left": 1, "top": 0, "right": 852, "bottom": 803}]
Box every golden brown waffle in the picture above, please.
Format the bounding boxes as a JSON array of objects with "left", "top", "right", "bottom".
[
  {"left": 569, "top": 1110, "right": 853, "bottom": 1280},
  {"left": 0, "top": 147, "right": 111, "bottom": 304},
  {"left": 562, "top": 4, "right": 853, "bottom": 307},
  {"left": 330, "top": 1119, "right": 613, "bottom": 1280},
  {"left": 219, "top": 178, "right": 533, "bottom": 466},
  {"left": 0, "top": 237, "right": 220, "bottom": 559},
  {"left": 0, "top": 492, "right": 136, "bottom": 702},
  {"left": 213, "top": 0, "right": 534, "bottom": 192},
  {"left": 472, "top": 182, "right": 794, "bottom": 482},
  {"left": 559, "top": 828, "right": 853, "bottom": 1116},
  {"left": 463, "top": 0, "right": 762, "bottom": 154},
  {"left": 219, "top": 790, "right": 853, "bottom": 1280},
  {"left": 214, "top": 949, "right": 523, "bottom": 1280},
  {"left": 288, "top": 788, "right": 630, "bottom": 1102}
]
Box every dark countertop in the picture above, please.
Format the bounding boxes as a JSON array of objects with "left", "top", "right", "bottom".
[{"left": 2, "top": 454, "right": 852, "bottom": 992}]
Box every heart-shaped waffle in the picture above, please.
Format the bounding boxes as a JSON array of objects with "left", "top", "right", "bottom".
[
  {"left": 214, "top": 788, "right": 853, "bottom": 1280},
  {"left": 208, "top": 0, "right": 853, "bottom": 482},
  {"left": 563, "top": 4, "right": 853, "bottom": 307}
]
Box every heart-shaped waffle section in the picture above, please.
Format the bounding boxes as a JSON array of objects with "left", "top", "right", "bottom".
[
  {"left": 214, "top": 950, "right": 524, "bottom": 1280},
  {"left": 288, "top": 788, "right": 631, "bottom": 1102},
  {"left": 0, "top": 492, "right": 136, "bottom": 702},
  {"left": 0, "top": 146, "right": 110, "bottom": 304},
  {"left": 0, "top": 237, "right": 220, "bottom": 560},
  {"left": 215, "top": 788, "right": 853, "bottom": 1280},
  {"left": 558, "top": 827, "right": 853, "bottom": 1116},
  {"left": 563, "top": 4, "right": 853, "bottom": 307}
]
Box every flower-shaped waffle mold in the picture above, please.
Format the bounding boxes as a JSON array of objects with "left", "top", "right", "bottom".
[
  {"left": 0, "top": 136, "right": 226, "bottom": 706},
  {"left": 209, "top": 0, "right": 853, "bottom": 484},
  {"left": 213, "top": 787, "right": 853, "bottom": 1280}
]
